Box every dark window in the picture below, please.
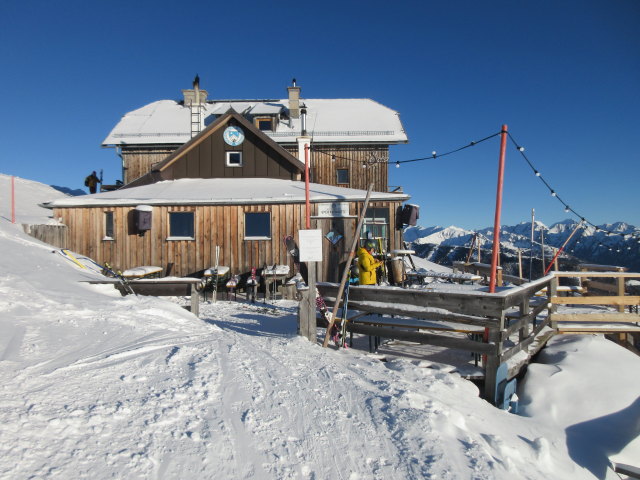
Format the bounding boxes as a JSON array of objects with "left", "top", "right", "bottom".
[
  {"left": 226, "top": 151, "right": 242, "bottom": 167},
  {"left": 169, "top": 212, "right": 194, "bottom": 238},
  {"left": 257, "top": 118, "right": 273, "bottom": 131},
  {"left": 337, "top": 169, "right": 349, "bottom": 184},
  {"left": 104, "top": 211, "right": 114, "bottom": 239},
  {"left": 245, "top": 212, "right": 271, "bottom": 238}
]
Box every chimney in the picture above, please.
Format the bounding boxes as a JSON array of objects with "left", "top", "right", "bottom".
[
  {"left": 300, "top": 105, "right": 307, "bottom": 136},
  {"left": 182, "top": 75, "right": 208, "bottom": 137},
  {"left": 287, "top": 78, "right": 301, "bottom": 119},
  {"left": 182, "top": 74, "right": 208, "bottom": 107}
]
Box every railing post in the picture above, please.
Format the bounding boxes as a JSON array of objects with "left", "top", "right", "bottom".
[
  {"left": 617, "top": 274, "right": 625, "bottom": 313},
  {"left": 549, "top": 275, "right": 558, "bottom": 314},
  {"left": 519, "top": 297, "right": 530, "bottom": 342}
]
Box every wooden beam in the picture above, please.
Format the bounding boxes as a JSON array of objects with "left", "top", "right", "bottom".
[
  {"left": 553, "top": 271, "right": 640, "bottom": 278},
  {"left": 319, "top": 297, "right": 499, "bottom": 327},
  {"left": 347, "top": 323, "right": 496, "bottom": 354},
  {"left": 551, "top": 296, "right": 640, "bottom": 306},
  {"left": 550, "top": 313, "right": 640, "bottom": 323}
]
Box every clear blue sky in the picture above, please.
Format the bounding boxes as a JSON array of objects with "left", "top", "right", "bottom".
[{"left": 1, "top": 0, "right": 638, "bottom": 229}]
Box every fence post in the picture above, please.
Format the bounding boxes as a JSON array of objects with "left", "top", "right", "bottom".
[
  {"left": 549, "top": 275, "right": 558, "bottom": 314},
  {"left": 617, "top": 275, "right": 625, "bottom": 313}
]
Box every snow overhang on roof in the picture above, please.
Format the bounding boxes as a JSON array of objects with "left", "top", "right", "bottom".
[
  {"left": 43, "top": 178, "right": 410, "bottom": 208},
  {"left": 102, "top": 98, "right": 408, "bottom": 146}
]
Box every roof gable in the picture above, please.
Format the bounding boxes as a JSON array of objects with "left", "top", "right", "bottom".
[{"left": 127, "top": 111, "right": 303, "bottom": 188}]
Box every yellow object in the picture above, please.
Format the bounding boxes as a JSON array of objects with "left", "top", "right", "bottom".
[{"left": 357, "top": 247, "right": 382, "bottom": 285}]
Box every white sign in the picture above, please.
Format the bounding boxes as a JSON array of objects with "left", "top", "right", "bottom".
[
  {"left": 316, "top": 202, "right": 349, "bottom": 218},
  {"left": 299, "top": 229, "right": 323, "bottom": 262}
]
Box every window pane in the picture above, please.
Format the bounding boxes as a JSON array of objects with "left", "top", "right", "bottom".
[
  {"left": 245, "top": 212, "right": 271, "bottom": 238},
  {"left": 337, "top": 169, "right": 349, "bottom": 184},
  {"left": 226, "top": 151, "right": 242, "bottom": 166},
  {"left": 105, "top": 212, "right": 114, "bottom": 238},
  {"left": 169, "top": 212, "right": 194, "bottom": 237},
  {"left": 258, "top": 119, "right": 273, "bottom": 131}
]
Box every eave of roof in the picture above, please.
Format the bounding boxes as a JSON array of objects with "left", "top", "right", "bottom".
[{"left": 43, "top": 178, "right": 410, "bottom": 208}]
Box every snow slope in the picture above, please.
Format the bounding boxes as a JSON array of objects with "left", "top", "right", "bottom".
[{"left": 1, "top": 175, "right": 639, "bottom": 479}]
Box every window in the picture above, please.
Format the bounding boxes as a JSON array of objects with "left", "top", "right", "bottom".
[
  {"left": 226, "top": 151, "right": 243, "bottom": 167},
  {"left": 337, "top": 168, "right": 349, "bottom": 184},
  {"left": 256, "top": 117, "right": 273, "bottom": 131},
  {"left": 361, "top": 207, "right": 389, "bottom": 242},
  {"left": 104, "top": 211, "right": 114, "bottom": 240},
  {"left": 169, "top": 212, "right": 194, "bottom": 239},
  {"left": 245, "top": 212, "right": 271, "bottom": 239}
]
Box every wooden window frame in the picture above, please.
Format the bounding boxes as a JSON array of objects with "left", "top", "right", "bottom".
[
  {"left": 103, "top": 211, "right": 114, "bottom": 240},
  {"left": 244, "top": 212, "right": 271, "bottom": 240},
  {"left": 336, "top": 168, "right": 350, "bottom": 185},
  {"left": 167, "top": 211, "right": 195, "bottom": 240},
  {"left": 255, "top": 116, "right": 275, "bottom": 131}
]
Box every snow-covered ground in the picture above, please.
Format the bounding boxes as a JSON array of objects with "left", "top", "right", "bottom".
[{"left": 1, "top": 175, "right": 639, "bottom": 479}]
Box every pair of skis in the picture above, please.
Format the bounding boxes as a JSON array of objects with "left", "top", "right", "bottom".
[{"left": 283, "top": 235, "right": 349, "bottom": 348}]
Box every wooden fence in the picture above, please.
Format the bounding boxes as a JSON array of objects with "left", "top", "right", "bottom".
[
  {"left": 22, "top": 224, "right": 68, "bottom": 249},
  {"left": 549, "top": 270, "right": 640, "bottom": 350},
  {"left": 316, "top": 275, "right": 555, "bottom": 404}
]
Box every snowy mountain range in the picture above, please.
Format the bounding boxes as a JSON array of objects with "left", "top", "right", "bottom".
[{"left": 404, "top": 220, "right": 640, "bottom": 274}]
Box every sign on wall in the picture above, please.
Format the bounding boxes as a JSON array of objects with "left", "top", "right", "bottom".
[
  {"left": 223, "top": 126, "right": 245, "bottom": 146},
  {"left": 316, "top": 202, "right": 350, "bottom": 218},
  {"left": 299, "top": 229, "right": 323, "bottom": 262}
]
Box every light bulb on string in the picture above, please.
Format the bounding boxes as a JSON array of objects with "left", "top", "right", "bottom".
[
  {"left": 534, "top": 170, "right": 541, "bottom": 177},
  {"left": 432, "top": 151, "right": 437, "bottom": 158},
  {"left": 395, "top": 161, "right": 400, "bottom": 168},
  {"left": 550, "top": 190, "right": 557, "bottom": 197},
  {"left": 564, "top": 206, "right": 570, "bottom": 213},
  {"left": 518, "top": 146, "right": 525, "bottom": 152}
]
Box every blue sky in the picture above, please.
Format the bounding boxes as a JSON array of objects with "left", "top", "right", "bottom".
[{"left": 1, "top": 0, "right": 638, "bottom": 229}]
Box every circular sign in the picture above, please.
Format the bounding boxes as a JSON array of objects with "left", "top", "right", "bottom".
[{"left": 223, "top": 126, "right": 245, "bottom": 146}]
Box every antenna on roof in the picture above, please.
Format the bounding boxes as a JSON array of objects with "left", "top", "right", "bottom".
[{"left": 193, "top": 74, "right": 200, "bottom": 89}]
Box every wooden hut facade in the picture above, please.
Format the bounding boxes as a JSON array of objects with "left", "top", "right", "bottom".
[{"left": 48, "top": 179, "right": 407, "bottom": 281}]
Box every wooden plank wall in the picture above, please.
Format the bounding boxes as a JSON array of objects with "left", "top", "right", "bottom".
[
  {"left": 122, "top": 147, "right": 178, "bottom": 184},
  {"left": 283, "top": 145, "right": 389, "bottom": 192},
  {"left": 54, "top": 200, "right": 404, "bottom": 280}
]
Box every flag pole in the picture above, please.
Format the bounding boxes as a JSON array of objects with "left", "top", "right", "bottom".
[{"left": 489, "top": 125, "right": 508, "bottom": 293}]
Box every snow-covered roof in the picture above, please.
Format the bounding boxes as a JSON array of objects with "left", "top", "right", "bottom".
[
  {"left": 103, "top": 98, "right": 408, "bottom": 146},
  {"left": 44, "top": 178, "right": 410, "bottom": 208}
]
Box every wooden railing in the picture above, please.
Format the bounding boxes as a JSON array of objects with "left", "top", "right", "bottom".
[
  {"left": 548, "top": 271, "right": 640, "bottom": 345},
  {"left": 316, "top": 275, "right": 555, "bottom": 404}
]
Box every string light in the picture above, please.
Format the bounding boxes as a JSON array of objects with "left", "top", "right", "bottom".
[
  {"left": 508, "top": 132, "right": 639, "bottom": 241},
  {"left": 395, "top": 161, "right": 400, "bottom": 168}
]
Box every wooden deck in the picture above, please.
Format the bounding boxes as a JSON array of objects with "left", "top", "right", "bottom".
[{"left": 313, "top": 268, "right": 640, "bottom": 405}]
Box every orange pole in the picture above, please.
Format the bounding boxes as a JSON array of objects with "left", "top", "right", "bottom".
[
  {"left": 305, "top": 143, "right": 311, "bottom": 229},
  {"left": 489, "top": 125, "right": 508, "bottom": 293}
]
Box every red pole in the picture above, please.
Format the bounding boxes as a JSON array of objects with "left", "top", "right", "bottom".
[
  {"left": 304, "top": 143, "right": 311, "bottom": 229},
  {"left": 11, "top": 175, "right": 16, "bottom": 224},
  {"left": 489, "top": 125, "right": 508, "bottom": 293}
]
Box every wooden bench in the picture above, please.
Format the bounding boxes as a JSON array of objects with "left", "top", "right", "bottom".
[{"left": 84, "top": 277, "right": 201, "bottom": 316}]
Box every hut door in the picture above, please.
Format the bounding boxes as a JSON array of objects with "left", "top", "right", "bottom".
[{"left": 316, "top": 217, "right": 356, "bottom": 283}]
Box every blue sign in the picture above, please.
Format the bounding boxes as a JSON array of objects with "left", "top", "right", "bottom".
[{"left": 223, "top": 126, "right": 245, "bottom": 146}]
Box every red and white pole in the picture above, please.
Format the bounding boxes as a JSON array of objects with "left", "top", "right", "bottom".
[
  {"left": 11, "top": 175, "right": 16, "bottom": 224},
  {"left": 304, "top": 143, "right": 311, "bottom": 229},
  {"left": 489, "top": 125, "right": 508, "bottom": 293}
]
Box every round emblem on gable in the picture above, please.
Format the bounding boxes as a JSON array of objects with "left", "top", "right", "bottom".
[{"left": 223, "top": 126, "right": 245, "bottom": 146}]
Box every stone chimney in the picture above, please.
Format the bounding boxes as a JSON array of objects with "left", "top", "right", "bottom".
[
  {"left": 182, "top": 75, "right": 208, "bottom": 137},
  {"left": 287, "top": 78, "right": 301, "bottom": 119},
  {"left": 182, "top": 74, "right": 208, "bottom": 106}
]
